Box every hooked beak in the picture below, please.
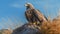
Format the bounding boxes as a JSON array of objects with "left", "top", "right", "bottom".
[{"left": 24, "top": 4, "right": 28, "bottom": 7}]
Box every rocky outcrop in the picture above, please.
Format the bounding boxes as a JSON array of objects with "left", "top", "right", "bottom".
[{"left": 12, "top": 23, "right": 41, "bottom": 34}]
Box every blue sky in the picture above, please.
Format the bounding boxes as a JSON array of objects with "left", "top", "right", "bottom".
[{"left": 0, "top": 0, "right": 60, "bottom": 29}]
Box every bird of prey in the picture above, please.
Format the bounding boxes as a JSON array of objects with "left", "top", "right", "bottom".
[{"left": 25, "top": 3, "right": 48, "bottom": 23}]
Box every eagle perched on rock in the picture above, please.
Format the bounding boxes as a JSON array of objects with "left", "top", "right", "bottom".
[{"left": 25, "top": 3, "right": 48, "bottom": 23}]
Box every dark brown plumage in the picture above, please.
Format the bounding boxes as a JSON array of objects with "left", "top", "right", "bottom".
[
  {"left": 25, "top": 3, "right": 48, "bottom": 23},
  {"left": 25, "top": 9, "right": 39, "bottom": 23}
]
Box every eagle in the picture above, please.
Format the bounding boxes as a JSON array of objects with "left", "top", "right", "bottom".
[{"left": 25, "top": 3, "right": 48, "bottom": 23}]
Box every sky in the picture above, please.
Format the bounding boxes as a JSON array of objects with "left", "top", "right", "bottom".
[{"left": 0, "top": 0, "right": 60, "bottom": 29}]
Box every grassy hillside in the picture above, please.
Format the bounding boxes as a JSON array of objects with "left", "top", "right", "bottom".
[
  {"left": 0, "top": 29, "right": 12, "bottom": 34},
  {"left": 40, "top": 17, "right": 60, "bottom": 34}
]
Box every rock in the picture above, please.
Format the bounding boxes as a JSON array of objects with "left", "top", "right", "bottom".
[{"left": 12, "top": 23, "right": 41, "bottom": 34}]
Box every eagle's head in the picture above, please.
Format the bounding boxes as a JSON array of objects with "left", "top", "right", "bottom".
[{"left": 25, "top": 3, "right": 34, "bottom": 9}]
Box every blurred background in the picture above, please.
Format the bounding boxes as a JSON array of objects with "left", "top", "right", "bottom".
[{"left": 0, "top": 0, "right": 60, "bottom": 30}]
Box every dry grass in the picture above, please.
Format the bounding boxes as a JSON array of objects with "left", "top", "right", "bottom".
[
  {"left": 40, "top": 18, "right": 60, "bottom": 34},
  {"left": 0, "top": 29, "right": 12, "bottom": 34}
]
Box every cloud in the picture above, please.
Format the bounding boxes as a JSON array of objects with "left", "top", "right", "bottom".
[{"left": 10, "top": 3, "right": 23, "bottom": 8}]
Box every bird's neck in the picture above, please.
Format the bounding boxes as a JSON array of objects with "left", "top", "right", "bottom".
[
  {"left": 26, "top": 8, "right": 34, "bottom": 10},
  {"left": 30, "top": 6, "right": 34, "bottom": 9},
  {"left": 26, "top": 6, "right": 34, "bottom": 10}
]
